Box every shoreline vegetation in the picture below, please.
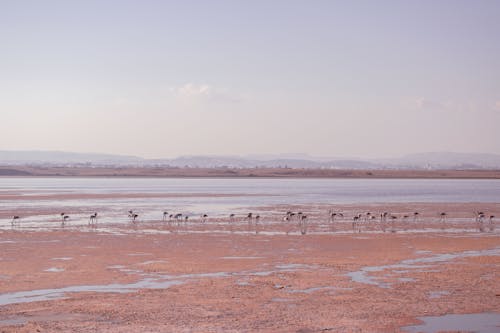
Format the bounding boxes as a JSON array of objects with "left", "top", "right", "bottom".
[{"left": 1, "top": 165, "right": 500, "bottom": 178}]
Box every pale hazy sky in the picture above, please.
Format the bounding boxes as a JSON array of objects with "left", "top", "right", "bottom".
[{"left": 1, "top": 0, "right": 499, "bottom": 158}]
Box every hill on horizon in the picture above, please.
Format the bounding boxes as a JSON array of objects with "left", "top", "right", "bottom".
[{"left": 1, "top": 150, "right": 500, "bottom": 170}]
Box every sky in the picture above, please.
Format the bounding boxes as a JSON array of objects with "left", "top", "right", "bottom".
[{"left": 1, "top": 0, "right": 499, "bottom": 159}]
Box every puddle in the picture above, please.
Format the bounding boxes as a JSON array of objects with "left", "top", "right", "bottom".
[
  {"left": 44, "top": 267, "right": 65, "bottom": 273},
  {"left": 235, "top": 280, "right": 252, "bottom": 286},
  {"left": 348, "top": 247, "right": 500, "bottom": 288},
  {"left": 415, "top": 250, "right": 432, "bottom": 255},
  {"left": 0, "top": 262, "right": 312, "bottom": 306},
  {"left": 139, "top": 260, "right": 167, "bottom": 265},
  {"left": 0, "top": 278, "right": 185, "bottom": 306},
  {"left": 221, "top": 256, "right": 263, "bottom": 260},
  {"left": 271, "top": 297, "right": 292, "bottom": 302},
  {"left": 398, "top": 277, "right": 415, "bottom": 283},
  {"left": 287, "top": 286, "right": 337, "bottom": 294},
  {"left": 107, "top": 265, "right": 126, "bottom": 269},
  {"left": 275, "top": 264, "right": 314, "bottom": 270},
  {"left": 402, "top": 312, "right": 500, "bottom": 333},
  {"left": 51, "top": 257, "right": 72, "bottom": 261},
  {"left": 428, "top": 290, "right": 450, "bottom": 299},
  {"left": 117, "top": 268, "right": 146, "bottom": 275}
]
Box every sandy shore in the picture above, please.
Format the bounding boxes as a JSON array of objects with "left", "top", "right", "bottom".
[{"left": 0, "top": 202, "right": 499, "bottom": 332}]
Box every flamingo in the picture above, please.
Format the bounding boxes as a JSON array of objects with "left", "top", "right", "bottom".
[
  {"left": 439, "top": 212, "right": 446, "bottom": 229},
  {"left": 368, "top": 214, "right": 376, "bottom": 230},
  {"left": 378, "top": 212, "right": 388, "bottom": 232},
  {"left": 299, "top": 215, "right": 308, "bottom": 235},
  {"left": 329, "top": 212, "right": 343, "bottom": 223},
  {"left": 476, "top": 212, "right": 485, "bottom": 232},
  {"left": 413, "top": 212, "right": 420, "bottom": 228},
  {"left": 201, "top": 214, "right": 208, "bottom": 223},
  {"left": 127, "top": 210, "right": 138, "bottom": 223},
  {"left": 296, "top": 212, "right": 304, "bottom": 228},
  {"left": 380, "top": 212, "right": 389, "bottom": 224},
  {"left": 352, "top": 215, "right": 360, "bottom": 232},
  {"left": 11, "top": 216, "right": 20, "bottom": 226},
  {"left": 127, "top": 210, "right": 136, "bottom": 222},
  {"left": 284, "top": 211, "right": 296, "bottom": 222},
  {"left": 402, "top": 215, "right": 409, "bottom": 231},
  {"left": 89, "top": 212, "right": 98, "bottom": 225},
  {"left": 488, "top": 215, "right": 495, "bottom": 232},
  {"left": 364, "top": 212, "right": 372, "bottom": 223},
  {"left": 389, "top": 215, "right": 397, "bottom": 232},
  {"left": 284, "top": 214, "right": 294, "bottom": 235},
  {"left": 229, "top": 214, "right": 235, "bottom": 223},
  {"left": 413, "top": 212, "right": 419, "bottom": 222},
  {"left": 162, "top": 211, "right": 169, "bottom": 221},
  {"left": 62, "top": 215, "right": 70, "bottom": 226}
]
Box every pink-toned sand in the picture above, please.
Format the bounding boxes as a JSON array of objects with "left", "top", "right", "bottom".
[{"left": 0, "top": 202, "right": 499, "bottom": 332}]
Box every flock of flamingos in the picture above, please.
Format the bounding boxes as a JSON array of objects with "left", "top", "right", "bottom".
[{"left": 9, "top": 209, "right": 496, "bottom": 234}]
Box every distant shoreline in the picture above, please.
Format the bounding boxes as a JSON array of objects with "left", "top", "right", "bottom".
[{"left": 1, "top": 166, "right": 500, "bottom": 179}]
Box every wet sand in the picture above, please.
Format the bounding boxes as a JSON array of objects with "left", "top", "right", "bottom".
[{"left": 0, "top": 203, "right": 499, "bottom": 332}]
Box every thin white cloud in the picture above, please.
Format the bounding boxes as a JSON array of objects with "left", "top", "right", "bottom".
[
  {"left": 176, "top": 83, "right": 213, "bottom": 98},
  {"left": 170, "top": 83, "right": 244, "bottom": 103},
  {"left": 413, "top": 98, "right": 483, "bottom": 114},
  {"left": 414, "top": 98, "right": 449, "bottom": 111}
]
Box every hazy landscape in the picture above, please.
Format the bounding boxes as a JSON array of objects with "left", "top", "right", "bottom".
[
  {"left": 1, "top": 1, "right": 499, "bottom": 332},
  {"left": 2, "top": 150, "right": 500, "bottom": 169}
]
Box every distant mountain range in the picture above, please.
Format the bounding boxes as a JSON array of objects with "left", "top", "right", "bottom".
[{"left": 1, "top": 150, "right": 500, "bottom": 170}]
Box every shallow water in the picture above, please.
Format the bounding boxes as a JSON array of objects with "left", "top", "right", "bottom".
[
  {"left": 2, "top": 177, "right": 499, "bottom": 232},
  {"left": 2, "top": 178, "right": 500, "bottom": 222},
  {"left": 403, "top": 312, "right": 500, "bottom": 333},
  {"left": 3, "top": 177, "right": 500, "bottom": 202},
  {"left": 0, "top": 262, "right": 315, "bottom": 306},
  {"left": 51, "top": 257, "right": 72, "bottom": 261},
  {"left": 428, "top": 290, "right": 450, "bottom": 299},
  {"left": 221, "top": 256, "right": 263, "bottom": 260},
  {"left": 347, "top": 247, "right": 500, "bottom": 288},
  {"left": 287, "top": 286, "right": 337, "bottom": 294},
  {"left": 0, "top": 279, "right": 185, "bottom": 306},
  {"left": 44, "top": 267, "right": 65, "bottom": 273}
]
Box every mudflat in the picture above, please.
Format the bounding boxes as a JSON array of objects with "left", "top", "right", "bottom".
[{"left": 0, "top": 202, "right": 499, "bottom": 332}]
